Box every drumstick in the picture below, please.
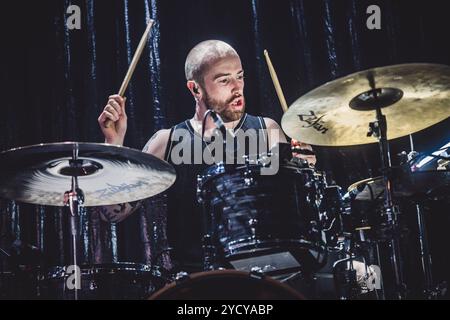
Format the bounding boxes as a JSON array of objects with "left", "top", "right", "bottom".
[
  {"left": 264, "top": 50, "right": 308, "bottom": 152},
  {"left": 263, "top": 49, "right": 289, "bottom": 113},
  {"left": 104, "top": 19, "right": 155, "bottom": 128}
]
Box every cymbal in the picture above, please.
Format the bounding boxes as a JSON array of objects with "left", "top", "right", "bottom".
[
  {"left": 0, "top": 142, "right": 176, "bottom": 207},
  {"left": 282, "top": 63, "right": 450, "bottom": 146},
  {"left": 348, "top": 169, "right": 450, "bottom": 201}
]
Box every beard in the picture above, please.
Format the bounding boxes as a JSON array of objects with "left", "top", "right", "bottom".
[{"left": 204, "top": 92, "right": 246, "bottom": 122}]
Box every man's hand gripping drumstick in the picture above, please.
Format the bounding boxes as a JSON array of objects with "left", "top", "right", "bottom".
[
  {"left": 98, "top": 20, "right": 155, "bottom": 146},
  {"left": 263, "top": 49, "right": 316, "bottom": 166}
]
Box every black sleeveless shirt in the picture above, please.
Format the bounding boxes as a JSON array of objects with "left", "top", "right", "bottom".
[{"left": 161, "top": 113, "right": 268, "bottom": 272}]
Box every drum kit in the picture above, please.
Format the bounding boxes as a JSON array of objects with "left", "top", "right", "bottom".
[{"left": 0, "top": 63, "right": 449, "bottom": 300}]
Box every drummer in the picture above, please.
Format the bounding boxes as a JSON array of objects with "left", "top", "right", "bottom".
[{"left": 96, "top": 40, "right": 316, "bottom": 272}]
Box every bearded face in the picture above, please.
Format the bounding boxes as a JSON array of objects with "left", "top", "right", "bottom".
[
  {"left": 204, "top": 90, "right": 246, "bottom": 122},
  {"left": 199, "top": 55, "right": 246, "bottom": 122}
]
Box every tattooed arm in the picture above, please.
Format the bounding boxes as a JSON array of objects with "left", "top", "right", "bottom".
[
  {"left": 142, "top": 129, "right": 171, "bottom": 159},
  {"left": 96, "top": 201, "right": 143, "bottom": 223},
  {"left": 96, "top": 129, "right": 172, "bottom": 223}
]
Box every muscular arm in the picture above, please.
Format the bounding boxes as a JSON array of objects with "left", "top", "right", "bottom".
[
  {"left": 142, "top": 129, "right": 171, "bottom": 159},
  {"left": 96, "top": 129, "right": 172, "bottom": 223}
]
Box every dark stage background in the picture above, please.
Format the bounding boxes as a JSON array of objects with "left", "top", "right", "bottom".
[{"left": 0, "top": 0, "right": 449, "bottom": 298}]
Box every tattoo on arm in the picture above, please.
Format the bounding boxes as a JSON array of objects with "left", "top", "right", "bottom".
[
  {"left": 142, "top": 132, "right": 159, "bottom": 153},
  {"left": 96, "top": 201, "right": 143, "bottom": 222}
]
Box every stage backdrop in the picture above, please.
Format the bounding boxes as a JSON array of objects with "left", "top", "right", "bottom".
[{"left": 1, "top": 0, "right": 449, "bottom": 296}]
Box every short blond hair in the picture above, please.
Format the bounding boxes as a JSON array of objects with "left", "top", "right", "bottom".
[{"left": 185, "top": 40, "right": 239, "bottom": 83}]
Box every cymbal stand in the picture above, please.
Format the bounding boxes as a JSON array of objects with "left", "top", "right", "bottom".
[
  {"left": 366, "top": 91, "right": 407, "bottom": 300},
  {"left": 63, "top": 143, "right": 85, "bottom": 300}
]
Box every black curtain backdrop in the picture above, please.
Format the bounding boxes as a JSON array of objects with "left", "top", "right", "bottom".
[{"left": 1, "top": 0, "right": 449, "bottom": 297}]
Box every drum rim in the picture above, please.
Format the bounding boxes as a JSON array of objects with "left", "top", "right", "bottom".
[
  {"left": 222, "top": 238, "right": 325, "bottom": 255},
  {"left": 148, "top": 269, "right": 305, "bottom": 300},
  {"left": 44, "top": 262, "right": 156, "bottom": 279},
  {"left": 198, "top": 162, "right": 319, "bottom": 189}
]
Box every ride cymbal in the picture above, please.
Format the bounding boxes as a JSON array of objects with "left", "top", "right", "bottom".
[{"left": 282, "top": 63, "right": 450, "bottom": 146}]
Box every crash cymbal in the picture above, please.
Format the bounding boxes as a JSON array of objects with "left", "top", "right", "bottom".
[
  {"left": 282, "top": 63, "right": 450, "bottom": 146},
  {"left": 0, "top": 142, "right": 176, "bottom": 207}
]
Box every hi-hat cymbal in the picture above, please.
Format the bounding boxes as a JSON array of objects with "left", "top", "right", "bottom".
[
  {"left": 347, "top": 169, "right": 450, "bottom": 200},
  {"left": 282, "top": 63, "right": 450, "bottom": 146},
  {"left": 0, "top": 142, "right": 176, "bottom": 207}
]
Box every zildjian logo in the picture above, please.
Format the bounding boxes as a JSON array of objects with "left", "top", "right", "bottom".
[{"left": 297, "top": 111, "right": 329, "bottom": 134}]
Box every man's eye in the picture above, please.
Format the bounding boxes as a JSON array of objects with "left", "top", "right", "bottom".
[{"left": 219, "top": 79, "right": 229, "bottom": 84}]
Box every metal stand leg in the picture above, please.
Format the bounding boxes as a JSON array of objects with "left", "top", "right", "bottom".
[
  {"left": 63, "top": 144, "right": 85, "bottom": 300},
  {"left": 415, "top": 204, "right": 447, "bottom": 299},
  {"left": 374, "top": 243, "right": 386, "bottom": 300},
  {"left": 362, "top": 76, "right": 406, "bottom": 299},
  {"left": 66, "top": 186, "right": 81, "bottom": 301}
]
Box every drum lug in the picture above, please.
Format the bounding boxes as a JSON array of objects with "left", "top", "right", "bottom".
[
  {"left": 202, "top": 234, "right": 218, "bottom": 271},
  {"left": 196, "top": 175, "right": 204, "bottom": 204},
  {"left": 243, "top": 170, "right": 254, "bottom": 186},
  {"left": 249, "top": 267, "right": 265, "bottom": 280},
  {"left": 174, "top": 272, "right": 190, "bottom": 283}
]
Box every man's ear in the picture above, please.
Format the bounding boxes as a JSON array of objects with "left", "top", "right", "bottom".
[{"left": 187, "top": 81, "right": 201, "bottom": 96}]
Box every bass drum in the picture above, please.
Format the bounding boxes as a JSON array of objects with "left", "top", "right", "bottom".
[
  {"left": 38, "top": 263, "right": 168, "bottom": 300},
  {"left": 149, "top": 270, "right": 304, "bottom": 300}
]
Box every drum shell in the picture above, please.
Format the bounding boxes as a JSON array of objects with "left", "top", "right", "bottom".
[
  {"left": 198, "top": 164, "right": 326, "bottom": 272},
  {"left": 38, "top": 263, "right": 167, "bottom": 300}
]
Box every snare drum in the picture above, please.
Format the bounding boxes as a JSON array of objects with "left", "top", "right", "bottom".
[{"left": 197, "top": 163, "right": 327, "bottom": 275}]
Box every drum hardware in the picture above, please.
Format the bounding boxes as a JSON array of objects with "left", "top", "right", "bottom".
[
  {"left": 329, "top": 235, "right": 387, "bottom": 300},
  {"left": 63, "top": 146, "right": 84, "bottom": 300},
  {"left": 202, "top": 234, "right": 218, "bottom": 271},
  {"left": 174, "top": 271, "right": 190, "bottom": 283},
  {"left": 282, "top": 63, "right": 450, "bottom": 299},
  {"left": 332, "top": 256, "right": 359, "bottom": 300},
  {"left": 406, "top": 137, "right": 449, "bottom": 299},
  {"left": 359, "top": 71, "right": 406, "bottom": 299}
]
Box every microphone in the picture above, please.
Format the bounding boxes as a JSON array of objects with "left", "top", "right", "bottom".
[
  {"left": 203, "top": 110, "right": 238, "bottom": 161},
  {"left": 208, "top": 110, "right": 236, "bottom": 139}
]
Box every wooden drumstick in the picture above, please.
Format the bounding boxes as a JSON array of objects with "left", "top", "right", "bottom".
[
  {"left": 263, "top": 49, "right": 289, "bottom": 113},
  {"left": 104, "top": 19, "right": 155, "bottom": 128},
  {"left": 264, "top": 50, "right": 307, "bottom": 150}
]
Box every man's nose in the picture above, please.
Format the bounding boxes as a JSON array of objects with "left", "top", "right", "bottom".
[{"left": 230, "top": 78, "right": 243, "bottom": 94}]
